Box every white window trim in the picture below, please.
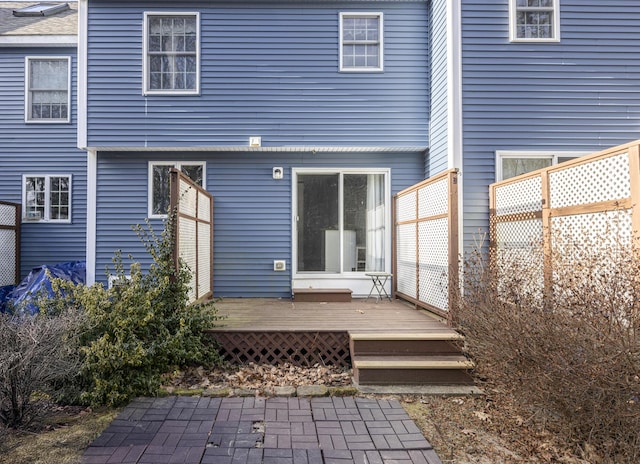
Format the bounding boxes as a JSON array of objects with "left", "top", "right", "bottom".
[
  {"left": 22, "top": 174, "right": 72, "bottom": 223},
  {"left": 496, "top": 150, "right": 587, "bottom": 181},
  {"left": 509, "top": 0, "right": 560, "bottom": 43},
  {"left": 339, "top": 12, "right": 384, "bottom": 72},
  {"left": 148, "top": 161, "right": 206, "bottom": 219},
  {"left": 24, "top": 56, "right": 71, "bottom": 123},
  {"left": 142, "top": 12, "right": 201, "bottom": 96},
  {"left": 291, "top": 167, "right": 391, "bottom": 278}
]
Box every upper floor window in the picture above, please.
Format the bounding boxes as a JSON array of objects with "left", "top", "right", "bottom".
[
  {"left": 22, "top": 174, "right": 72, "bottom": 223},
  {"left": 339, "top": 13, "right": 383, "bottom": 72},
  {"left": 25, "top": 57, "right": 70, "bottom": 123},
  {"left": 149, "top": 162, "right": 205, "bottom": 218},
  {"left": 496, "top": 151, "right": 584, "bottom": 181},
  {"left": 143, "top": 13, "right": 200, "bottom": 94},
  {"left": 510, "top": 0, "right": 560, "bottom": 42}
]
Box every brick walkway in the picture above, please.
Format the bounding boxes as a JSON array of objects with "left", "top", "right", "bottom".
[{"left": 83, "top": 396, "right": 443, "bottom": 464}]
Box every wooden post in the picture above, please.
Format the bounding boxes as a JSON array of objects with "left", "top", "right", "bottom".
[
  {"left": 448, "top": 171, "right": 459, "bottom": 317},
  {"left": 169, "top": 169, "right": 181, "bottom": 280},
  {"left": 628, "top": 143, "right": 640, "bottom": 260},
  {"left": 541, "top": 171, "right": 553, "bottom": 302}
]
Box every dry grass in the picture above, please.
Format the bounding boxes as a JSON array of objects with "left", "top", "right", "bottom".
[{"left": 0, "top": 406, "right": 118, "bottom": 464}]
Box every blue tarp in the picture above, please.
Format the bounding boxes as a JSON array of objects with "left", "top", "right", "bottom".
[{"left": 0, "top": 261, "right": 86, "bottom": 315}]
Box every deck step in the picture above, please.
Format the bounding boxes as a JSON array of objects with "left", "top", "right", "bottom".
[
  {"left": 350, "top": 331, "right": 463, "bottom": 356},
  {"left": 352, "top": 355, "right": 474, "bottom": 386},
  {"left": 293, "top": 288, "right": 352, "bottom": 303}
]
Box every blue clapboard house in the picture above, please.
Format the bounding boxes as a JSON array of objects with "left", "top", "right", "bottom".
[
  {"left": 2, "top": 0, "right": 640, "bottom": 297},
  {"left": 0, "top": 2, "right": 86, "bottom": 281}
]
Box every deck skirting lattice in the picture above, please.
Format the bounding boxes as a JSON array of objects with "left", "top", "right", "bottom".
[{"left": 208, "top": 331, "right": 351, "bottom": 367}]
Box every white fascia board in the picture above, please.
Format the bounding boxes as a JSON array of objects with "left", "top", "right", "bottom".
[
  {"left": 0, "top": 35, "right": 77, "bottom": 47},
  {"left": 86, "top": 145, "right": 428, "bottom": 153}
]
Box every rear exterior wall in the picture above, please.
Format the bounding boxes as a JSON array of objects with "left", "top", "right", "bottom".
[
  {"left": 0, "top": 47, "right": 86, "bottom": 279},
  {"left": 460, "top": 0, "right": 640, "bottom": 252}
]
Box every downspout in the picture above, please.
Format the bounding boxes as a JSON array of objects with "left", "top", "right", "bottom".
[{"left": 78, "top": 0, "right": 96, "bottom": 284}]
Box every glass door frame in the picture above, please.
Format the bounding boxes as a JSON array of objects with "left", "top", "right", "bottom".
[{"left": 291, "top": 167, "right": 392, "bottom": 282}]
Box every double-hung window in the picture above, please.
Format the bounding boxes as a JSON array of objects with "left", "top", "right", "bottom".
[
  {"left": 510, "top": 0, "right": 560, "bottom": 42},
  {"left": 149, "top": 162, "right": 205, "bottom": 218},
  {"left": 496, "top": 151, "right": 584, "bottom": 181},
  {"left": 22, "top": 174, "right": 72, "bottom": 222},
  {"left": 25, "top": 57, "right": 70, "bottom": 123},
  {"left": 339, "top": 13, "right": 383, "bottom": 72},
  {"left": 144, "top": 13, "right": 200, "bottom": 94}
]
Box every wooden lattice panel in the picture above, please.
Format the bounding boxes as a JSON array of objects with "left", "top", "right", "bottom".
[
  {"left": 396, "top": 190, "right": 417, "bottom": 222},
  {"left": 550, "top": 152, "right": 630, "bottom": 209},
  {"left": 418, "top": 218, "right": 449, "bottom": 311},
  {"left": 0, "top": 202, "right": 19, "bottom": 286},
  {"left": 494, "top": 175, "right": 542, "bottom": 216},
  {"left": 209, "top": 331, "right": 351, "bottom": 367},
  {"left": 551, "top": 210, "right": 633, "bottom": 259},
  {"left": 0, "top": 229, "right": 17, "bottom": 286},
  {"left": 396, "top": 223, "right": 417, "bottom": 299},
  {"left": 418, "top": 177, "right": 448, "bottom": 218}
]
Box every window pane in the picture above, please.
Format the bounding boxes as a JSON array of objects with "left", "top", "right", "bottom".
[
  {"left": 297, "top": 174, "right": 339, "bottom": 272},
  {"left": 152, "top": 165, "right": 172, "bottom": 215},
  {"left": 502, "top": 158, "right": 552, "bottom": 180},
  {"left": 341, "top": 15, "right": 381, "bottom": 69},
  {"left": 147, "top": 15, "right": 197, "bottom": 91},
  {"left": 29, "top": 59, "right": 68, "bottom": 120},
  {"left": 181, "top": 165, "right": 203, "bottom": 185}
]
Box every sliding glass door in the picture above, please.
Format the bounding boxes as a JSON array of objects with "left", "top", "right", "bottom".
[{"left": 295, "top": 170, "right": 387, "bottom": 276}]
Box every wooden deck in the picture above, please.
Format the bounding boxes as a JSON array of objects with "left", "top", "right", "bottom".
[
  {"left": 206, "top": 298, "right": 472, "bottom": 385},
  {"left": 210, "top": 297, "right": 448, "bottom": 333}
]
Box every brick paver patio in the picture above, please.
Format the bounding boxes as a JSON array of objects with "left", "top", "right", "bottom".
[{"left": 83, "top": 396, "right": 443, "bottom": 464}]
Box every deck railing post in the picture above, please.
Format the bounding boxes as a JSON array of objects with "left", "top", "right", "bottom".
[
  {"left": 628, "top": 143, "right": 640, "bottom": 262},
  {"left": 541, "top": 171, "right": 553, "bottom": 304}
]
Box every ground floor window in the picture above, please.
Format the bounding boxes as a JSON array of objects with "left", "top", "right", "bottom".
[
  {"left": 148, "top": 161, "right": 205, "bottom": 217},
  {"left": 22, "top": 174, "right": 71, "bottom": 222},
  {"left": 496, "top": 151, "right": 586, "bottom": 181},
  {"left": 295, "top": 169, "right": 388, "bottom": 274}
]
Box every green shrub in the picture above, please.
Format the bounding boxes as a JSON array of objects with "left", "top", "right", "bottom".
[{"left": 44, "top": 214, "right": 222, "bottom": 407}]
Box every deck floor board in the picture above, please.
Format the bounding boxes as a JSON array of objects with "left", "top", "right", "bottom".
[{"left": 210, "top": 298, "right": 451, "bottom": 333}]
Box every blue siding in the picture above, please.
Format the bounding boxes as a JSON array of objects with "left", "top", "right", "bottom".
[
  {"left": 86, "top": 1, "right": 429, "bottom": 149},
  {"left": 427, "top": 0, "right": 448, "bottom": 177},
  {"left": 461, "top": 0, "right": 640, "bottom": 251},
  {"left": 0, "top": 47, "right": 86, "bottom": 279},
  {"left": 95, "top": 150, "right": 423, "bottom": 297}
]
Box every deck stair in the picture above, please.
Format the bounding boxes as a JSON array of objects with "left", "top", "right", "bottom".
[
  {"left": 349, "top": 331, "right": 474, "bottom": 386},
  {"left": 293, "top": 288, "right": 352, "bottom": 303}
]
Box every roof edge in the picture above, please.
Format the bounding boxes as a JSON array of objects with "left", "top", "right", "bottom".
[{"left": 0, "top": 35, "right": 77, "bottom": 47}]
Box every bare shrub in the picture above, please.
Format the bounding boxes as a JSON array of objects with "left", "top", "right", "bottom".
[
  {"left": 0, "top": 309, "right": 86, "bottom": 428},
  {"left": 455, "top": 228, "right": 640, "bottom": 461}
]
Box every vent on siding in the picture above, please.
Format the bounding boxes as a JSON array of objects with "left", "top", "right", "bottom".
[{"left": 13, "top": 3, "right": 69, "bottom": 17}]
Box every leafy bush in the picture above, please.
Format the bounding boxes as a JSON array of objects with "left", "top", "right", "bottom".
[
  {"left": 454, "top": 231, "right": 640, "bottom": 461},
  {"left": 43, "top": 215, "right": 222, "bottom": 407},
  {"left": 0, "top": 309, "right": 85, "bottom": 428}
]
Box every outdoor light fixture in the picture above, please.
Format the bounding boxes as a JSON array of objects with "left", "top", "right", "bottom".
[{"left": 273, "top": 167, "right": 284, "bottom": 179}]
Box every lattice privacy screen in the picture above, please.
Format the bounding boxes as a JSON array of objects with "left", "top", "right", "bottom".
[
  {"left": 394, "top": 170, "right": 458, "bottom": 314},
  {"left": 171, "top": 170, "right": 213, "bottom": 303},
  {"left": 0, "top": 202, "right": 19, "bottom": 286},
  {"left": 491, "top": 144, "right": 637, "bottom": 298}
]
